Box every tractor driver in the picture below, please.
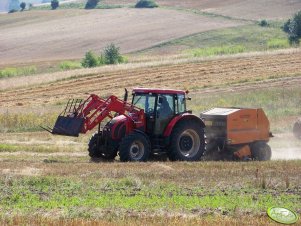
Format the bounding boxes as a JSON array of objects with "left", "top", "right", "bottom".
[
  {"left": 155, "top": 95, "right": 173, "bottom": 135},
  {"left": 158, "top": 96, "right": 172, "bottom": 117}
]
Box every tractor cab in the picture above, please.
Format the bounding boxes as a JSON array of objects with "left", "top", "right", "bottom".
[{"left": 132, "top": 88, "right": 187, "bottom": 136}]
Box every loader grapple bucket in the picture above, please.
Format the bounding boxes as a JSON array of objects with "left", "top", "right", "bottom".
[{"left": 52, "top": 116, "right": 84, "bottom": 137}]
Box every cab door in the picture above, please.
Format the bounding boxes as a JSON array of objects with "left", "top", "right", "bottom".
[
  {"left": 154, "top": 94, "right": 175, "bottom": 135},
  {"left": 132, "top": 93, "right": 157, "bottom": 135}
]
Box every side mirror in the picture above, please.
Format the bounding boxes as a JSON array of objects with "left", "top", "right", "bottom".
[
  {"left": 123, "top": 88, "right": 128, "bottom": 102},
  {"left": 185, "top": 97, "right": 191, "bottom": 101}
]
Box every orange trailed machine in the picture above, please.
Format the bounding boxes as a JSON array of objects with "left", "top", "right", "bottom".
[{"left": 201, "top": 108, "right": 273, "bottom": 161}]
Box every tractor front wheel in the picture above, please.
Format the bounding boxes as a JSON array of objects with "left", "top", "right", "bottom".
[
  {"left": 251, "top": 141, "right": 272, "bottom": 161},
  {"left": 88, "top": 133, "right": 117, "bottom": 161},
  {"left": 168, "top": 121, "right": 205, "bottom": 161},
  {"left": 119, "top": 132, "right": 151, "bottom": 162},
  {"left": 293, "top": 120, "right": 301, "bottom": 139}
]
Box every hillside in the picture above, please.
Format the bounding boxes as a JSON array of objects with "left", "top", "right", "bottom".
[
  {"left": 100, "top": 0, "right": 301, "bottom": 19},
  {"left": 0, "top": 8, "right": 244, "bottom": 65},
  {"left": 1, "top": 0, "right": 301, "bottom": 66}
]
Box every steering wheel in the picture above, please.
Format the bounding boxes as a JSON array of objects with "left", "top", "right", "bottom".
[{"left": 146, "top": 108, "right": 154, "bottom": 114}]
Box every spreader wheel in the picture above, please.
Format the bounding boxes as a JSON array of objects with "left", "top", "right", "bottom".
[
  {"left": 293, "top": 120, "right": 301, "bottom": 139},
  {"left": 119, "top": 132, "right": 151, "bottom": 162},
  {"left": 251, "top": 141, "right": 272, "bottom": 161},
  {"left": 88, "top": 133, "right": 117, "bottom": 161},
  {"left": 168, "top": 121, "right": 205, "bottom": 161}
]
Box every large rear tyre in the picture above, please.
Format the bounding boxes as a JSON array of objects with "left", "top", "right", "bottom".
[
  {"left": 88, "top": 133, "right": 117, "bottom": 161},
  {"left": 168, "top": 121, "right": 205, "bottom": 161},
  {"left": 293, "top": 120, "right": 301, "bottom": 139},
  {"left": 251, "top": 141, "right": 271, "bottom": 161},
  {"left": 119, "top": 132, "right": 151, "bottom": 162}
]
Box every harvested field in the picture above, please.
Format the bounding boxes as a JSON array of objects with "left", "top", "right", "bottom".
[
  {"left": 159, "top": 0, "right": 301, "bottom": 20},
  {"left": 101, "top": 0, "right": 301, "bottom": 20},
  {"left": 1, "top": 50, "right": 301, "bottom": 108},
  {"left": 0, "top": 8, "right": 243, "bottom": 65},
  {"left": 0, "top": 136, "right": 300, "bottom": 225}
]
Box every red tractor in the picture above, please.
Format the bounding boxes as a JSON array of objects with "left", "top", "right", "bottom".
[{"left": 47, "top": 88, "right": 205, "bottom": 161}]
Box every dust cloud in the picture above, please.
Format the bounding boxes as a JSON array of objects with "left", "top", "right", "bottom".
[
  {"left": 272, "top": 148, "right": 301, "bottom": 160},
  {"left": 270, "top": 133, "right": 301, "bottom": 160}
]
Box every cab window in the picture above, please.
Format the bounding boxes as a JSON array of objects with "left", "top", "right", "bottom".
[
  {"left": 175, "top": 94, "right": 186, "bottom": 114},
  {"left": 132, "top": 94, "right": 156, "bottom": 114}
]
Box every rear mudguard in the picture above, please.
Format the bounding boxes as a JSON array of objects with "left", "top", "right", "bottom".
[{"left": 163, "top": 113, "right": 205, "bottom": 137}]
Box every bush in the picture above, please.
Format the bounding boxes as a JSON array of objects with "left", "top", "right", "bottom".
[
  {"left": 51, "top": 0, "right": 59, "bottom": 10},
  {"left": 103, "top": 43, "right": 124, "bottom": 64},
  {"left": 135, "top": 0, "right": 158, "bottom": 8},
  {"left": 282, "top": 19, "right": 291, "bottom": 33},
  {"left": 20, "top": 2, "right": 26, "bottom": 11},
  {"left": 81, "top": 51, "right": 99, "bottom": 68},
  {"left": 8, "top": 9, "right": 18, "bottom": 13},
  {"left": 259, "top": 19, "right": 268, "bottom": 27},
  {"left": 283, "top": 11, "right": 301, "bottom": 44},
  {"left": 81, "top": 44, "right": 126, "bottom": 68},
  {"left": 85, "top": 0, "right": 100, "bottom": 9}
]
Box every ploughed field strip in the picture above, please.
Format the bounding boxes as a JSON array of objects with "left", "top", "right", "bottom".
[{"left": 1, "top": 51, "right": 301, "bottom": 108}]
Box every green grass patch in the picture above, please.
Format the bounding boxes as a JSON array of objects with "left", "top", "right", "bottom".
[
  {"left": 0, "top": 144, "right": 19, "bottom": 152},
  {"left": 139, "top": 23, "right": 289, "bottom": 55},
  {"left": 267, "top": 38, "right": 290, "bottom": 49},
  {"left": 0, "top": 66, "right": 37, "bottom": 78},
  {"left": 59, "top": 61, "right": 82, "bottom": 71},
  {"left": 0, "top": 176, "right": 299, "bottom": 218},
  {"left": 188, "top": 45, "right": 246, "bottom": 57}
]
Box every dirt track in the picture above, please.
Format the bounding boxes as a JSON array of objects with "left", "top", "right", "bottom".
[{"left": 0, "top": 50, "right": 301, "bottom": 108}]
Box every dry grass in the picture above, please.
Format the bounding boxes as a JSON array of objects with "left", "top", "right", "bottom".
[
  {"left": 0, "top": 215, "right": 284, "bottom": 226},
  {"left": 90, "top": 0, "right": 301, "bottom": 20},
  {"left": 1, "top": 49, "right": 301, "bottom": 108},
  {"left": 1, "top": 48, "right": 300, "bottom": 91}
]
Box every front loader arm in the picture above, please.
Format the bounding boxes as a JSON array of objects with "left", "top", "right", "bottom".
[{"left": 49, "top": 94, "right": 144, "bottom": 137}]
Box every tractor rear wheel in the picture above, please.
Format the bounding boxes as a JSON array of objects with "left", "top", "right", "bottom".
[
  {"left": 251, "top": 141, "right": 271, "bottom": 161},
  {"left": 168, "top": 121, "right": 205, "bottom": 161},
  {"left": 88, "top": 133, "right": 117, "bottom": 161},
  {"left": 293, "top": 120, "right": 301, "bottom": 139},
  {"left": 119, "top": 132, "right": 151, "bottom": 162}
]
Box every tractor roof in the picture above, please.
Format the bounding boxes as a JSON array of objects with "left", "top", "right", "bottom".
[{"left": 133, "top": 88, "right": 186, "bottom": 95}]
